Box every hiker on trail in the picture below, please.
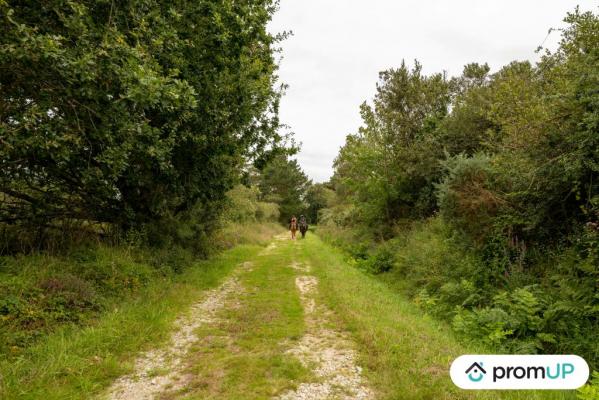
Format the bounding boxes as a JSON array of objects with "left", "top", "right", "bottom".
[
  {"left": 289, "top": 216, "right": 298, "bottom": 240},
  {"left": 299, "top": 215, "right": 308, "bottom": 238}
]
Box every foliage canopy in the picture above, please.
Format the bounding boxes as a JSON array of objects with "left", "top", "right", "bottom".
[{"left": 0, "top": 0, "right": 286, "bottom": 250}]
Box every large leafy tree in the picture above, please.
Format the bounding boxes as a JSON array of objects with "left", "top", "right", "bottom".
[
  {"left": 438, "top": 9, "right": 599, "bottom": 247},
  {"left": 0, "top": 0, "right": 284, "bottom": 239}
]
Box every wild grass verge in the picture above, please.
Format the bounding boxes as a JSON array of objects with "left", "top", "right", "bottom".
[
  {"left": 0, "top": 223, "right": 283, "bottom": 399},
  {"left": 312, "top": 230, "right": 581, "bottom": 399}
]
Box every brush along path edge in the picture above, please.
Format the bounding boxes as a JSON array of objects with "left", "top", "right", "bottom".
[
  {"left": 278, "top": 261, "right": 373, "bottom": 400},
  {"left": 105, "top": 261, "right": 253, "bottom": 400}
]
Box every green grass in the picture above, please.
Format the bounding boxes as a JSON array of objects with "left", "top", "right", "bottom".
[
  {"left": 299, "top": 233, "right": 575, "bottom": 400},
  {"left": 0, "top": 228, "right": 583, "bottom": 399},
  {"left": 0, "top": 244, "right": 263, "bottom": 399},
  {"left": 169, "top": 238, "right": 313, "bottom": 399}
]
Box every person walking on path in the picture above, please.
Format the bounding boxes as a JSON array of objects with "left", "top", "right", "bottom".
[
  {"left": 299, "top": 215, "right": 308, "bottom": 238},
  {"left": 289, "top": 216, "right": 298, "bottom": 240}
]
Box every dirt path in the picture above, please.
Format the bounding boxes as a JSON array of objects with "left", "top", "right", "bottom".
[
  {"left": 105, "top": 262, "right": 252, "bottom": 400},
  {"left": 278, "top": 263, "right": 373, "bottom": 400},
  {"left": 259, "top": 232, "right": 289, "bottom": 255},
  {"left": 11, "top": 233, "right": 528, "bottom": 399},
  {"left": 103, "top": 235, "right": 373, "bottom": 400}
]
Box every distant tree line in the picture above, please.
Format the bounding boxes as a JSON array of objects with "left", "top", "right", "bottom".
[{"left": 253, "top": 154, "right": 335, "bottom": 225}]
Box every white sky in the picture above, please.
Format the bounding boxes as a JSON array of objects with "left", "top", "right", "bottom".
[{"left": 268, "top": 1, "right": 596, "bottom": 182}]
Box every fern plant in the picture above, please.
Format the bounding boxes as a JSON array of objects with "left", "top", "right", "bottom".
[{"left": 577, "top": 371, "right": 599, "bottom": 400}]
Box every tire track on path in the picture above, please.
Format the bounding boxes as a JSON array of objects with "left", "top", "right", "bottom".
[
  {"left": 278, "top": 261, "right": 373, "bottom": 400},
  {"left": 105, "top": 262, "right": 253, "bottom": 400}
]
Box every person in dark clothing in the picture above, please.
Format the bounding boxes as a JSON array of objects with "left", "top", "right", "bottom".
[{"left": 298, "top": 214, "right": 308, "bottom": 238}]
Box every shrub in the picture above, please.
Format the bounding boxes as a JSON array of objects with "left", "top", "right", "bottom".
[
  {"left": 150, "top": 246, "right": 195, "bottom": 274},
  {"left": 452, "top": 307, "right": 513, "bottom": 348},
  {"left": 415, "top": 279, "right": 482, "bottom": 319},
  {"left": 324, "top": 216, "right": 599, "bottom": 369},
  {"left": 211, "top": 222, "right": 284, "bottom": 250},
  {"left": 223, "top": 185, "right": 280, "bottom": 224},
  {"left": 437, "top": 153, "right": 504, "bottom": 244},
  {"left": 363, "top": 245, "right": 396, "bottom": 274},
  {"left": 0, "top": 271, "right": 103, "bottom": 353},
  {"left": 38, "top": 273, "right": 99, "bottom": 312},
  {"left": 256, "top": 202, "right": 280, "bottom": 222},
  {"left": 390, "top": 218, "right": 480, "bottom": 297},
  {"left": 0, "top": 244, "right": 168, "bottom": 355},
  {"left": 225, "top": 185, "right": 260, "bottom": 223}
]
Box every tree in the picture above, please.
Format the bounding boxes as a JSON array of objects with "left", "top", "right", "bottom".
[
  {"left": 258, "top": 155, "right": 310, "bottom": 223},
  {"left": 304, "top": 183, "right": 335, "bottom": 224},
  {"left": 0, "top": 0, "right": 285, "bottom": 249},
  {"left": 332, "top": 61, "right": 451, "bottom": 236},
  {"left": 322, "top": 7, "right": 599, "bottom": 369},
  {"left": 437, "top": 63, "right": 495, "bottom": 156}
]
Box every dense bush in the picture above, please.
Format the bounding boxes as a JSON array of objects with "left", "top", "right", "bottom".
[
  {"left": 224, "top": 185, "right": 280, "bottom": 223},
  {"left": 256, "top": 202, "right": 281, "bottom": 223},
  {"left": 578, "top": 372, "right": 599, "bottom": 400},
  {"left": 322, "top": 217, "right": 599, "bottom": 369},
  {"left": 321, "top": 8, "right": 599, "bottom": 378},
  {"left": 0, "top": 246, "right": 158, "bottom": 354},
  {"left": 436, "top": 154, "right": 504, "bottom": 244},
  {"left": 0, "top": 0, "right": 286, "bottom": 253},
  {"left": 359, "top": 245, "right": 396, "bottom": 274}
]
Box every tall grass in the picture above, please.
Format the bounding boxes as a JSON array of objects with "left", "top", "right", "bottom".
[
  {"left": 0, "top": 222, "right": 283, "bottom": 358},
  {"left": 303, "top": 234, "right": 573, "bottom": 399},
  {"left": 0, "top": 244, "right": 263, "bottom": 399}
]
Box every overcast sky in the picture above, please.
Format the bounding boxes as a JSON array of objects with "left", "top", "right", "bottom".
[{"left": 267, "top": 1, "right": 596, "bottom": 182}]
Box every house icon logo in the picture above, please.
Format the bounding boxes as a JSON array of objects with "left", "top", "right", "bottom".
[{"left": 465, "top": 362, "right": 486, "bottom": 382}]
